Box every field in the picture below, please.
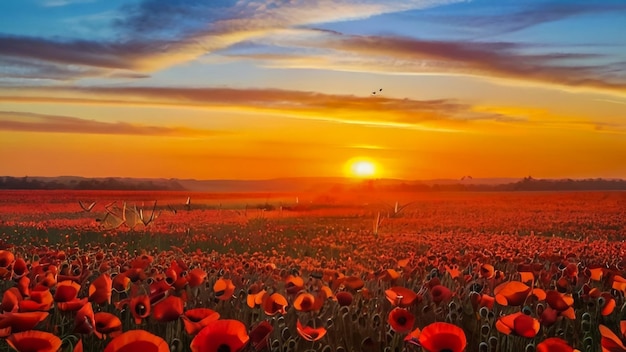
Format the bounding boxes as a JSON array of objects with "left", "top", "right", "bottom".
[{"left": 0, "top": 190, "right": 625, "bottom": 352}]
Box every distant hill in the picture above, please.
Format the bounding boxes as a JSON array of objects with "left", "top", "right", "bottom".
[{"left": 0, "top": 175, "right": 625, "bottom": 192}]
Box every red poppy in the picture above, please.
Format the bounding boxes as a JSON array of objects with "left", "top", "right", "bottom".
[
  {"left": 0, "top": 312, "right": 49, "bottom": 336},
  {"left": 419, "top": 322, "right": 467, "bottom": 352},
  {"left": 430, "top": 285, "right": 452, "bottom": 305},
  {"left": 246, "top": 285, "right": 266, "bottom": 309},
  {"left": 249, "top": 321, "right": 273, "bottom": 351},
  {"left": 187, "top": 268, "right": 207, "bottom": 288},
  {"left": 182, "top": 308, "right": 221, "bottom": 336},
  {"left": 2, "top": 287, "right": 23, "bottom": 313},
  {"left": 546, "top": 290, "right": 574, "bottom": 312},
  {"left": 94, "top": 312, "right": 123, "bottom": 339},
  {"left": 18, "top": 289, "right": 53, "bottom": 312},
  {"left": 285, "top": 275, "right": 304, "bottom": 294},
  {"left": 190, "top": 319, "right": 250, "bottom": 352},
  {"left": 152, "top": 295, "right": 184, "bottom": 323},
  {"left": 536, "top": 337, "right": 574, "bottom": 352},
  {"left": 74, "top": 339, "right": 84, "bottom": 352},
  {"left": 599, "top": 324, "right": 626, "bottom": 352},
  {"left": 494, "top": 281, "right": 531, "bottom": 306},
  {"left": 54, "top": 280, "right": 81, "bottom": 302},
  {"left": 335, "top": 291, "right": 353, "bottom": 307},
  {"left": 296, "top": 320, "right": 327, "bottom": 341},
  {"left": 388, "top": 307, "right": 415, "bottom": 334},
  {"left": 261, "top": 293, "right": 288, "bottom": 316},
  {"left": 129, "top": 295, "right": 151, "bottom": 324},
  {"left": 6, "top": 330, "right": 62, "bottom": 352},
  {"left": 404, "top": 327, "right": 421, "bottom": 346},
  {"left": 213, "top": 278, "right": 236, "bottom": 301},
  {"left": 104, "top": 330, "right": 169, "bottom": 352},
  {"left": 293, "top": 292, "right": 316, "bottom": 312},
  {"left": 495, "top": 312, "right": 540, "bottom": 338},
  {"left": 480, "top": 264, "right": 495, "bottom": 279},
  {"left": 89, "top": 273, "right": 112, "bottom": 304},
  {"left": 0, "top": 250, "right": 15, "bottom": 268},
  {"left": 74, "top": 302, "right": 96, "bottom": 335},
  {"left": 112, "top": 273, "right": 131, "bottom": 293},
  {"left": 12, "top": 258, "right": 28, "bottom": 279},
  {"left": 57, "top": 297, "right": 89, "bottom": 312},
  {"left": 385, "top": 286, "right": 419, "bottom": 308},
  {"left": 16, "top": 276, "right": 30, "bottom": 298}
]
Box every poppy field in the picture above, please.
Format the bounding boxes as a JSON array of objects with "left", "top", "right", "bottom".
[{"left": 0, "top": 189, "right": 625, "bottom": 352}]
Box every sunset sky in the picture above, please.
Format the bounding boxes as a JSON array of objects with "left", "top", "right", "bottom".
[{"left": 1, "top": 0, "right": 625, "bottom": 180}]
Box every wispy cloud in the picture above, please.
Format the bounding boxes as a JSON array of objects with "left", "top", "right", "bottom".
[
  {"left": 0, "top": 111, "right": 223, "bottom": 136},
  {"left": 0, "top": 86, "right": 519, "bottom": 131}
]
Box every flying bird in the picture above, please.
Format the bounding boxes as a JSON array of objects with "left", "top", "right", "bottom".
[
  {"left": 79, "top": 201, "right": 96, "bottom": 212},
  {"left": 371, "top": 88, "right": 383, "bottom": 95}
]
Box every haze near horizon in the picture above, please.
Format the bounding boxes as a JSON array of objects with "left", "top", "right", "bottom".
[{"left": 1, "top": 0, "right": 625, "bottom": 180}]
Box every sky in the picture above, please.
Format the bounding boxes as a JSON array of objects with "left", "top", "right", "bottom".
[{"left": 0, "top": 0, "right": 625, "bottom": 180}]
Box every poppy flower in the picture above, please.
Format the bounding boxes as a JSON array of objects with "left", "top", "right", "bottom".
[
  {"left": 190, "top": 319, "right": 250, "bottom": 352},
  {"left": 285, "top": 275, "right": 304, "bottom": 294},
  {"left": 187, "top": 268, "right": 207, "bottom": 288},
  {"left": 494, "top": 281, "right": 531, "bottom": 306},
  {"left": 112, "top": 273, "right": 131, "bottom": 293},
  {"left": 418, "top": 322, "right": 467, "bottom": 352},
  {"left": 340, "top": 276, "right": 365, "bottom": 291},
  {"left": 16, "top": 276, "right": 30, "bottom": 298},
  {"left": 149, "top": 280, "right": 172, "bottom": 305},
  {"left": 261, "top": 293, "right": 288, "bottom": 316},
  {"left": 0, "top": 312, "right": 49, "bottom": 335},
  {"left": 249, "top": 321, "right": 273, "bottom": 351},
  {"left": 74, "top": 339, "right": 84, "bottom": 352},
  {"left": 404, "top": 327, "right": 421, "bottom": 346},
  {"left": 599, "top": 322, "right": 626, "bottom": 352},
  {"left": 296, "top": 320, "right": 327, "bottom": 341},
  {"left": 388, "top": 307, "right": 415, "bottom": 334},
  {"left": 213, "top": 278, "right": 236, "bottom": 301},
  {"left": 2, "top": 287, "right": 23, "bottom": 313},
  {"left": 104, "top": 330, "right": 169, "bottom": 352},
  {"left": 129, "top": 295, "right": 151, "bottom": 324},
  {"left": 495, "top": 312, "right": 540, "bottom": 338},
  {"left": 54, "top": 280, "right": 81, "bottom": 302},
  {"left": 385, "top": 286, "right": 419, "bottom": 308},
  {"left": 12, "top": 258, "right": 28, "bottom": 279},
  {"left": 74, "top": 302, "right": 96, "bottom": 335},
  {"left": 152, "top": 295, "right": 184, "bottom": 323},
  {"left": 6, "top": 330, "right": 62, "bottom": 352},
  {"left": 94, "top": 312, "right": 123, "bottom": 339},
  {"left": 89, "top": 273, "right": 112, "bottom": 304},
  {"left": 335, "top": 291, "right": 353, "bottom": 307},
  {"left": 546, "top": 290, "right": 574, "bottom": 312},
  {"left": 0, "top": 250, "right": 15, "bottom": 268},
  {"left": 293, "top": 293, "right": 316, "bottom": 312},
  {"left": 57, "top": 297, "right": 89, "bottom": 312},
  {"left": 430, "top": 285, "right": 452, "bottom": 305},
  {"left": 380, "top": 269, "right": 401, "bottom": 281},
  {"left": 246, "top": 284, "right": 266, "bottom": 309},
  {"left": 480, "top": 264, "right": 495, "bottom": 279},
  {"left": 19, "top": 290, "right": 53, "bottom": 312},
  {"left": 182, "top": 308, "right": 220, "bottom": 336},
  {"left": 536, "top": 337, "right": 574, "bottom": 352}
]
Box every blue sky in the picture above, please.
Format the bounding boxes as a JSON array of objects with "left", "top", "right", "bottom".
[{"left": 0, "top": 0, "right": 625, "bottom": 179}]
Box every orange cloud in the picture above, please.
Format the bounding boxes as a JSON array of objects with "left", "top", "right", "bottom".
[{"left": 0, "top": 111, "right": 223, "bottom": 136}]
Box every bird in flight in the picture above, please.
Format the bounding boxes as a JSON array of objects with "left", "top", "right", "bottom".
[{"left": 371, "top": 88, "right": 383, "bottom": 95}]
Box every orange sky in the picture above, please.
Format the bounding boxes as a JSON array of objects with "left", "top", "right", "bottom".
[{"left": 1, "top": 1, "right": 625, "bottom": 180}]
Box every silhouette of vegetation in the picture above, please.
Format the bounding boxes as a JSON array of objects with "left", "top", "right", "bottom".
[{"left": 0, "top": 176, "right": 186, "bottom": 191}]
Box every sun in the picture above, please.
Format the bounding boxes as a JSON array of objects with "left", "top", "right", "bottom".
[{"left": 347, "top": 159, "right": 377, "bottom": 178}]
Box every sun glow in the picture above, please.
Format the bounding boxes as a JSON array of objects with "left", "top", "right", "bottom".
[{"left": 347, "top": 158, "right": 377, "bottom": 178}]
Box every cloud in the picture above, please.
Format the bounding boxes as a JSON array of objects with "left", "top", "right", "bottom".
[
  {"left": 0, "top": 111, "right": 223, "bottom": 136},
  {"left": 0, "top": 0, "right": 459, "bottom": 77},
  {"left": 0, "top": 86, "right": 518, "bottom": 131},
  {"left": 227, "top": 31, "right": 625, "bottom": 95}
]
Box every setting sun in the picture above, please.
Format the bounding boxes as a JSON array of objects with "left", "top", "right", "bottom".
[{"left": 348, "top": 159, "right": 377, "bottom": 178}]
